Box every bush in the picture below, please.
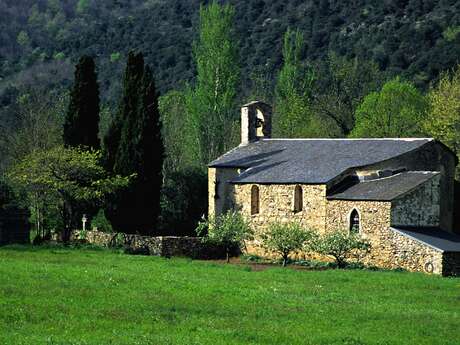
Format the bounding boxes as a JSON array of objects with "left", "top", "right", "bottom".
[
  {"left": 312, "top": 231, "right": 370, "bottom": 268},
  {"left": 90, "top": 209, "right": 113, "bottom": 233},
  {"left": 260, "top": 222, "right": 315, "bottom": 267},
  {"left": 196, "top": 211, "right": 253, "bottom": 263}
]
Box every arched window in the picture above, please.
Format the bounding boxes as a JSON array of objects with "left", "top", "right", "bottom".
[
  {"left": 294, "top": 185, "right": 303, "bottom": 213},
  {"left": 251, "top": 185, "right": 259, "bottom": 215},
  {"left": 349, "top": 209, "right": 360, "bottom": 234}
]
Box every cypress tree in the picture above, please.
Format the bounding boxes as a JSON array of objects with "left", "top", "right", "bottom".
[
  {"left": 104, "top": 51, "right": 164, "bottom": 235},
  {"left": 103, "top": 52, "right": 144, "bottom": 172},
  {"left": 64, "top": 55, "right": 100, "bottom": 149}
]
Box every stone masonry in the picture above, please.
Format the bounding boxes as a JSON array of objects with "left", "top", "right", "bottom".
[
  {"left": 71, "top": 230, "right": 228, "bottom": 259},
  {"left": 208, "top": 175, "right": 457, "bottom": 274},
  {"left": 391, "top": 174, "right": 441, "bottom": 227}
]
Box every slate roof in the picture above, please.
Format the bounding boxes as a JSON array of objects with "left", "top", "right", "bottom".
[
  {"left": 209, "top": 138, "right": 433, "bottom": 184},
  {"left": 327, "top": 171, "right": 438, "bottom": 201},
  {"left": 391, "top": 227, "right": 460, "bottom": 252}
]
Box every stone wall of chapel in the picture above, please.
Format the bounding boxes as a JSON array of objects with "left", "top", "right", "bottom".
[
  {"left": 325, "top": 200, "right": 391, "bottom": 239},
  {"left": 233, "top": 184, "right": 327, "bottom": 234},
  {"left": 324, "top": 199, "right": 444, "bottom": 273},
  {"left": 208, "top": 167, "right": 240, "bottom": 217},
  {"left": 391, "top": 175, "right": 441, "bottom": 227},
  {"left": 208, "top": 174, "right": 457, "bottom": 275},
  {"left": 382, "top": 229, "right": 444, "bottom": 274},
  {"left": 356, "top": 142, "right": 455, "bottom": 232}
]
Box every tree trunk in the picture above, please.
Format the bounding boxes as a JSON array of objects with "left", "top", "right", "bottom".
[
  {"left": 36, "top": 202, "right": 41, "bottom": 238},
  {"left": 226, "top": 247, "right": 230, "bottom": 263},
  {"left": 282, "top": 254, "right": 288, "bottom": 267},
  {"left": 62, "top": 200, "right": 73, "bottom": 243},
  {"left": 337, "top": 257, "right": 346, "bottom": 269}
]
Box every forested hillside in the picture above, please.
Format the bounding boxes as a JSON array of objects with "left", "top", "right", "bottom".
[
  {"left": 1, "top": 0, "right": 460, "bottom": 236},
  {"left": 1, "top": 0, "right": 460, "bottom": 102}
]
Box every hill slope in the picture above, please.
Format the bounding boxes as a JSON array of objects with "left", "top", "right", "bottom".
[{"left": 1, "top": 0, "right": 460, "bottom": 102}]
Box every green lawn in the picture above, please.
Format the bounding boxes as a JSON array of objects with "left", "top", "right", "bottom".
[{"left": 0, "top": 246, "right": 459, "bottom": 345}]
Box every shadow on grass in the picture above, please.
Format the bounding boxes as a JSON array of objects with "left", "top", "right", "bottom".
[
  {"left": 0, "top": 242, "right": 109, "bottom": 252},
  {"left": 239, "top": 254, "right": 411, "bottom": 274},
  {"left": 3, "top": 245, "right": 452, "bottom": 277}
]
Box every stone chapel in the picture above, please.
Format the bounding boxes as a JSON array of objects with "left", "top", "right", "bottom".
[{"left": 208, "top": 101, "right": 460, "bottom": 275}]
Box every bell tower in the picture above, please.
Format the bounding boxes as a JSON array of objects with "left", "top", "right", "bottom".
[{"left": 240, "top": 101, "right": 272, "bottom": 146}]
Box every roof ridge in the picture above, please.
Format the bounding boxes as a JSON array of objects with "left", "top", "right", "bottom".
[{"left": 358, "top": 171, "right": 439, "bottom": 184}]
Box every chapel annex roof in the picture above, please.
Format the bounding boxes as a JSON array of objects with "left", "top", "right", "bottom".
[
  {"left": 208, "top": 138, "right": 434, "bottom": 184},
  {"left": 327, "top": 171, "right": 439, "bottom": 201}
]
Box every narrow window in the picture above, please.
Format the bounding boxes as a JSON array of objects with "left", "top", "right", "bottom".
[
  {"left": 251, "top": 185, "right": 259, "bottom": 215},
  {"left": 349, "top": 209, "right": 360, "bottom": 234},
  {"left": 294, "top": 185, "right": 303, "bottom": 213}
]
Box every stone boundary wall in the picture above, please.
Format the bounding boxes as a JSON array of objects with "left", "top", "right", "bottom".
[{"left": 71, "top": 230, "right": 227, "bottom": 259}]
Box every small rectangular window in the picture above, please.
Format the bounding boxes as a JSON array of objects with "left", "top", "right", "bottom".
[
  {"left": 251, "top": 185, "right": 259, "bottom": 215},
  {"left": 294, "top": 185, "right": 303, "bottom": 213}
]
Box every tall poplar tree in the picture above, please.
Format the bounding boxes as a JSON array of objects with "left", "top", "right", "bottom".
[
  {"left": 274, "top": 28, "right": 315, "bottom": 138},
  {"left": 104, "top": 51, "right": 164, "bottom": 235},
  {"left": 185, "top": 1, "right": 240, "bottom": 166},
  {"left": 64, "top": 55, "right": 100, "bottom": 149}
]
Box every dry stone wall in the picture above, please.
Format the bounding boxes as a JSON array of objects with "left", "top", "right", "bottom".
[{"left": 71, "top": 230, "right": 226, "bottom": 259}]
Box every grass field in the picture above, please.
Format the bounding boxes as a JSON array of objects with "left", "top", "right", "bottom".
[{"left": 0, "top": 246, "right": 459, "bottom": 345}]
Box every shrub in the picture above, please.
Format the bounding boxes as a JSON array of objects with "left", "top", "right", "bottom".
[
  {"left": 90, "top": 209, "right": 113, "bottom": 233},
  {"left": 196, "top": 211, "right": 253, "bottom": 263},
  {"left": 260, "top": 222, "right": 315, "bottom": 267},
  {"left": 312, "top": 231, "right": 370, "bottom": 268}
]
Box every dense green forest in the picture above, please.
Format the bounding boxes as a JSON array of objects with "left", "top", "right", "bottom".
[
  {"left": 1, "top": 0, "right": 460, "bottom": 101},
  {"left": 1, "top": 0, "right": 459, "bottom": 237}
]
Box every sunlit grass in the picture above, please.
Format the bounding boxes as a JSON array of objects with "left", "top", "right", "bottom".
[{"left": 0, "top": 245, "right": 458, "bottom": 345}]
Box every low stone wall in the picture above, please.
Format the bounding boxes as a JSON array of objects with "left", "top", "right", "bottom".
[{"left": 71, "top": 230, "right": 227, "bottom": 259}]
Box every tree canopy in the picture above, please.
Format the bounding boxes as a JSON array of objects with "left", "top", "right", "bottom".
[
  {"left": 351, "top": 78, "right": 428, "bottom": 138},
  {"left": 6, "top": 146, "right": 132, "bottom": 239},
  {"left": 424, "top": 65, "right": 460, "bottom": 177}
]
